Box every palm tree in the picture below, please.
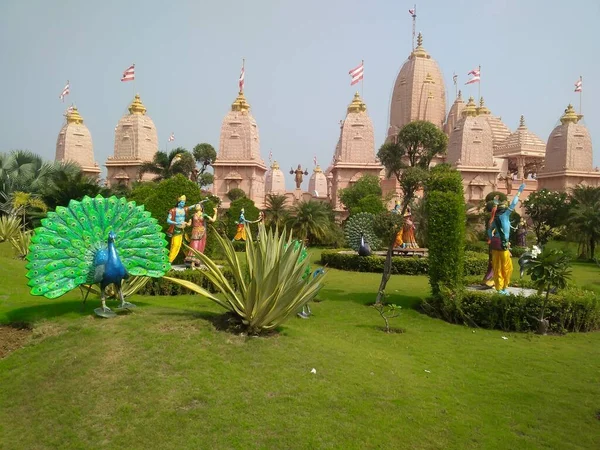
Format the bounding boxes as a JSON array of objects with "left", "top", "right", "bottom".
[
  {"left": 568, "top": 185, "right": 600, "bottom": 259},
  {"left": 265, "top": 194, "right": 290, "bottom": 230},
  {"left": 8, "top": 191, "right": 48, "bottom": 231},
  {"left": 287, "top": 200, "right": 331, "bottom": 244},
  {"left": 138, "top": 148, "right": 195, "bottom": 181},
  {"left": 41, "top": 170, "right": 103, "bottom": 210}
]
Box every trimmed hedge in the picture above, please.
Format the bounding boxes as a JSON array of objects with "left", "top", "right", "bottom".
[
  {"left": 320, "top": 250, "right": 487, "bottom": 276},
  {"left": 425, "top": 287, "right": 600, "bottom": 333},
  {"left": 465, "top": 241, "right": 528, "bottom": 258},
  {"left": 139, "top": 268, "right": 236, "bottom": 296}
]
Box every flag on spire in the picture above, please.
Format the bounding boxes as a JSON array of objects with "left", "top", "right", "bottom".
[
  {"left": 465, "top": 67, "right": 480, "bottom": 85},
  {"left": 349, "top": 61, "right": 364, "bottom": 86},
  {"left": 121, "top": 64, "right": 135, "bottom": 82},
  {"left": 313, "top": 155, "right": 317, "bottom": 166},
  {"left": 168, "top": 132, "right": 175, "bottom": 142},
  {"left": 453, "top": 73, "right": 457, "bottom": 86},
  {"left": 239, "top": 61, "right": 245, "bottom": 92},
  {"left": 574, "top": 77, "right": 582, "bottom": 92},
  {"left": 408, "top": 8, "right": 416, "bottom": 16},
  {"left": 59, "top": 81, "right": 70, "bottom": 102},
  {"left": 268, "top": 150, "right": 273, "bottom": 163}
]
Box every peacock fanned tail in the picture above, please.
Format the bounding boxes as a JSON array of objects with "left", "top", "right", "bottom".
[{"left": 26, "top": 195, "right": 171, "bottom": 299}]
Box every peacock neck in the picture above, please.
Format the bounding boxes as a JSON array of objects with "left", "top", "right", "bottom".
[{"left": 107, "top": 240, "right": 119, "bottom": 262}]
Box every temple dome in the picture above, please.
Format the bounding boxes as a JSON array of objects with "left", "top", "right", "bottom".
[
  {"left": 475, "top": 97, "right": 511, "bottom": 149},
  {"left": 496, "top": 115, "right": 545, "bottom": 157},
  {"left": 444, "top": 90, "right": 465, "bottom": 137},
  {"left": 447, "top": 97, "right": 495, "bottom": 167},
  {"left": 55, "top": 107, "right": 100, "bottom": 177},
  {"left": 217, "top": 91, "right": 262, "bottom": 161},
  {"left": 388, "top": 32, "right": 447, "bottom": 138},
  {"left": 334, "top": 92, "right": 377, "bottom": 164},
  {"left": 265, "top": 160, "right": 286, "bottom": 195},
  {"left": 309, "top": 165, "right": 328, "bottom": 198},
  {"left": 112, "top": 94, "right": 158, "bottom": 161},
  {"left": 542, "top": 104, "right": 593, "bottom": 173}
]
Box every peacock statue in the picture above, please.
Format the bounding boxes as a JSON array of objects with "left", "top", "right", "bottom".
[{"left": 26, "top": 195, "right": 171, "bottom": 318}]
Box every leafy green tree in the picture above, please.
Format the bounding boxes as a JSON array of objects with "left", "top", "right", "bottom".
[
  {"left": 6, "top": 191, "right": 48, "bottom": 231},
  {"left": 226, "top": 188, "right": 246, "bottom": 202},
  {"left": 375, "top": 122, "right": 448, "bottom": 303},
  {"left": 287, "top": 200, "right": 331, "bottom": 245},
  {"left": 339, "top": 175, "right": 383, "bottom": 211},
  {"left": 128, "top": 181, "right": 159, "bottom": 205},
  {"left": 265, "top": 194, "right": 290, "bottom": 230},
  {"left": 138, "top": 148, "right": 195, "bottom": 182},
  {"left": 522, "top": 189, "right": 569, "bottom": 245},
  {"left": 525, "top": 249, "right": 571, "bottom": 334},
  {"left": 192, "top": 143, "right": 217, "bottom": 188},
  {"left": 568, "top": 185, "right": 600, "bottom": 259}
]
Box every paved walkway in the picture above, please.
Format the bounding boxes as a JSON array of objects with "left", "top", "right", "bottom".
[{"left": 467, "top": 285, "right": 538, "bottom": 297}]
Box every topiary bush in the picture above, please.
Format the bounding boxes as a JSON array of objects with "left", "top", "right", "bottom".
[
  {"left": 320, "top": 250, "right": 487, "bottom": 276},
  {"left": 225, "top": 197, "right": 259, "bottom": 240},
  {"left": 344, "top": 212, "right": 381, "bottom": 251},
  {"left": 425, "top": 166, "right": 466, "bottom": 297},
  {"left": 425, "top": 287, "right": 600, "bottom": 333}
]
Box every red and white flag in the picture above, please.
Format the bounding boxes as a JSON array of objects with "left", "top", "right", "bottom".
[
  {"left": 574, "top": 78, "right": 582, "bottom": 92},
  {"left": 121, "top": 64, "right": 135, "bottom": 82},
  {"left": 313, "top": 155, "right": 317, "bottom": 166},
  {"left": 268, "top": 150, "right": 272, "bottom": 162},
  {"left": 349, "top": 61, "right": 364, "bottom": 86},
  {"left": 465, "top": 67, "right": 480, "bottom": 84},
  {"left": 59, "top": 81, "right": 70, "bottom": 102},
  {"left": 408, "top": 8, "right": 416, "bottom": 16},
  {"left": 239, "top": 63, "right": 245, "bottom": 92},
  {"left": 168, "top": 132, "right": 175, "bottom": 142}
]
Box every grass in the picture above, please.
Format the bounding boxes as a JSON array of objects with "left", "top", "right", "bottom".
[{"left": 1, "top": 243, "right": 599, "bottom": 449}]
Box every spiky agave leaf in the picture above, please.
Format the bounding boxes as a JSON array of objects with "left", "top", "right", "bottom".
[
  {"left": 165, "top": 224, "right": 324, "bottom": 333},
  {"left": 26, "top": 195, "right": 171, "bottom": 299}
]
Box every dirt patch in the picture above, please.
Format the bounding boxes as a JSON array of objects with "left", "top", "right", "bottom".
[
  {"left": 204, "top": 311, "right": 280, "bottom": 338},
  {"left": 378, "top": 327, "right": 406, "bottom": 334},
  {"left": 0, "top": 323, "right": 32, "bottom": 359}
]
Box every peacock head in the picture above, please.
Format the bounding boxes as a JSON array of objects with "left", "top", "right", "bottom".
[{"left": 107, "top": 230, "right": 117, "bottom": 243}]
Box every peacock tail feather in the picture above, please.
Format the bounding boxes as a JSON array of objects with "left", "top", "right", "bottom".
[{"left": 26, "top": 195, "right": 171, "bottom": 299}]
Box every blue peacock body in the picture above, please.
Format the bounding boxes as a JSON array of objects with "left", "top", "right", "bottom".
[{"left": 26, "top": 195, "right": 170, "bottom": 314}]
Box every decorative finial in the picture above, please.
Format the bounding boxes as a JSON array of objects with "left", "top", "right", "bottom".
[
  {"left": 457, "top": 90, "right": 462, "bottom": 100},
  {"left": 519, "top": 115, "right": 526, "bottom": 127},
  {"left": 417, "top": 32, "right": 423, "bottom": 47},
  {"left": 314, "top": 165, "right": 323, "bottom": 173},
  {"left": 347, "top": 92, "right": 367, "bottom": 113},
  {"left": 412, "top": 32, "right": 428, "bottom": 58},
  {"left": 479, "top": 97, "right": 485, "bottom": 107},
  {"left": 476, "top": 97, "right": 490, "bottom": 115},
  {"left": 271, "top": 160, "right": 280, "bottom": 170},
  {"left": 560, "top": 104, "right": 579, "bottom": 124},
  {"left": 231, "top": 91, "right": 250, "bottom": 112},
  {"left": 462, "top": 96, "right": 478, "bottom": 117},
  {"left": 128, "top": 94, "right": 147, "bottom": 115},
  {"left": 66, "top": 106, "right": 84, "bottom": 125}
]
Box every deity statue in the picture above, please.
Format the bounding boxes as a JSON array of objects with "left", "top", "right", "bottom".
[
  {"left": 166, "top": 195, "right": 199, "bottom": 262},
  {"left": 184, "top": 202, "right": 217, "bottom": 269},
  {"left": 233, "top": 208, "right": 250, "bottom": 242},
  {"left": 290, "top": 164, "right": 309, "bottom": 189},
  {"left": 391, "top": 202, "right": 419, "bottom": 249},
  {"left": 499, "top": 173, "right": 513, "bottom": 195},
  {"left": 487, "top": 183, "right": 526, "bottom": 294},
  {"left": 517, "top": 219, "right": 528, "bottom": 247},
  {"left": 482, "top": 198, "right": 499, "bottom": 288}
]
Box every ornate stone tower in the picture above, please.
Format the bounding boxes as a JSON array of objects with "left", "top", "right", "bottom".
[
  {"left": 308, "top": 165, "right": 327, "bottom": 198},
  {"left": 213, "top": 91, "right": 267, "bottom": 208},
  {"left": 329, "top": 92, "right": 383, "bottom": 211},
  {"left": 444, "top": 90, "right": 465, "bottom": 139},
  {"left": 537, "top": 104, "right": 600, "bottom": 190},
  {"left": 495, "top": 115, "right": 546, "bottom": 180},
  {"left": 388, "top": 32, "right": 447, "bottom": 139},
  {"left": 55, "top": 107, "right": 100, "bottom": 178},
  {"left": 105, "top": 94, "right": 158, "bottom": 187},
  {"left": 447, "top": 97, "right": 500, "bottom": 202},
  {"left": 265, "top": 160, "right": 286, "bottom": 195},
  {"left": 476, "top": 97, "right": 511, "bottom": 150}
]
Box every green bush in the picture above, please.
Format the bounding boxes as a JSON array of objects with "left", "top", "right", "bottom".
[
  {"left": 426, "top": 287, "right": 600, "bottom": 333},
  {"left": 138, "top": 268, "right": 236, "bottom": 296},
  {"left": 465, "top": 241, "right": 488, "bottom": 253},
  {"left": 425, "top": 166, "right": 466, "bottom": 297},
  {"left": 320, "top": 250, "right": 487, "bottom": 276},
  {"left": 226, "top": 197, "right": 259, "bottom": 240}
]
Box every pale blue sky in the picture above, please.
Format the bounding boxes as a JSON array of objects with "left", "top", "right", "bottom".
[{"left": 1, "top": 0, "right": 599, "bottom": 189}]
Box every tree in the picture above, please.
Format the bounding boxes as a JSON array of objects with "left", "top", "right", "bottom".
[
  {"left": 6, "top": 191, "right": 47, "bottom": 231},
  {"left": 226, "top": 197, "right": 259, "bottom": 239},
  {"left": 568, "top": 185, "right": 600, "bottom": 259},
  {"left": 265, "top": 194, "right": 290, "bottom": 230},
  {"left": 41, "top": 170, "right": 103, "bottom": 210},
  {"left": 287, "top": 200, "right": 331, "bottom": 245},
  {"left": 522, "top": 189, "right": 569, "bottom": 245},
  {"left": 375, "top": 122, "right": 448, "bottom": 303},
  {"left": 138, "top": 148, "right": 195, "bottom": 182},
  {"left": 193, "top": 143, "right": 217, "bottom": 188},
  {"left": 226, "top": 188, "right": 246, "bottom": 202},
  {"left": 339, "top": 175, "right": 384, "bottom": 214},
  {"left": 525, "top": 249, "right": 571, "bottom": 335}
]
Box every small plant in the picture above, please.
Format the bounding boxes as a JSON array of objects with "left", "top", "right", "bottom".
[
  {"left": 525, "top": 248, "right": 572, "bottom": 335},
  {"left": 10, "top": 229, "right": 32, "bottom": 259},
  {"left": 372, "top": 302, "right": 402, "bottom": 333},
  {"left": 0, "top": 215, "right": 22, "bottom": 242}
]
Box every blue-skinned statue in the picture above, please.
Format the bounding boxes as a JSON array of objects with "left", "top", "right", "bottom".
[{"left": 487, "top": 183, "right": 526, "bottom": 294}]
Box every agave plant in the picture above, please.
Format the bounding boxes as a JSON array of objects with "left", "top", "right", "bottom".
[
  {"left": 10, "top": 229, "right": 32, "bottom": 259},
  {"left": 0, "top": 215, "right": 22, "bottom": 242},
  {"left": 164, "top": 225, "right": 324, "bottom": 334}
]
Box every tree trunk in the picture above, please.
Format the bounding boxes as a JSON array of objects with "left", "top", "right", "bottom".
[
  {"left": 590, "top": 237, "right": 595, "bottom": 260},
  {"left": 375, "top": 242, "right": 394, "bottom": 305},
  {"left": 536, "top": 285, "right": 551, "bottom": 335}
]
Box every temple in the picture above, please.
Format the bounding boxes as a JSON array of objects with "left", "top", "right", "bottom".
[
  {"left": 105, "top": 94, "right": 158, "bottom": 187},
  {"left": 212, "top": 90, "right": 267, "bottom": 208},
  {"left": 55, "top": 107, "right": 100, "bottom": 178}
]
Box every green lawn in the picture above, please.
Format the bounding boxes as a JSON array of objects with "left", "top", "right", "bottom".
[{"left": 1, "top": 243, "right": 599, "bottom": 449}]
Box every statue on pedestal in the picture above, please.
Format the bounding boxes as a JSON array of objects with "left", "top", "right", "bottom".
[{"left": 290, "top": 164, "right": 309, "bottom": 189}]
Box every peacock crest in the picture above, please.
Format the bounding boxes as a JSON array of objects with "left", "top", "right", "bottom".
[{"left": 26, "top": 195, "right": 171, "bottom": 300}]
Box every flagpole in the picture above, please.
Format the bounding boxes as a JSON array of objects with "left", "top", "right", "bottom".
[
  {"left": 478, "top": 65, "right": 481, "bottom": 104},
  {"left": 133, "top": 63, "right": 136, "bottom": 98},
  {"left": 361, "top": 59, "right": 364, "bottom": 98},
  {"left": 241, "top": 58, "right": 245, "bottom": 93},
  {"left": 580, "top": 75, "right": 582, "bottom": 116},
  {"left": 411, "top": 4, "right": 417, "bottom": 51}
]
